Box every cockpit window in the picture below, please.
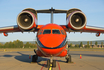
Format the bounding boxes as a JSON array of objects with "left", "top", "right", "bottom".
[
  {"left": 61, "top": 30, "right": 65, "bottom": 35},
  {"left": 43, "top": 29, "right": 51, "bottom": 34},
  {"left": 38, "top": 30, "right": 43, "bottom": 35},
  {"left": 52, "top": 29, "right": 60, "bottom": 34}
]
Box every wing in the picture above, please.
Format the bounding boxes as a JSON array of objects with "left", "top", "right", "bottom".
[
  {"left": 0, "top": 25, "right": 21, "bottom": 36},
  {"left": 61, "top": 25, "right": 104, "bottom": 37},
  {"left": 0, "top": 25, "right": 44, "bottom": 33},
  {"left": 0, "top": 25, "right": 43, "bottom": 36},
  {"left": 83, "top": 26, "right": 104, "bottom": 33},
  {"left": 61, "top": 25, "right": 104, "bottom": 33},
  {"left": 0, "top": 25, "right": 20, "bottom": 33}
]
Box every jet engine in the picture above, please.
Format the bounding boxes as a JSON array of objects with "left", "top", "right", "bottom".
[
  {"left": 17, "top": 8, "right": 37, "bottom": 31},
  {"left": 66, "top": 8, "right": 87, "bottom": 30}
]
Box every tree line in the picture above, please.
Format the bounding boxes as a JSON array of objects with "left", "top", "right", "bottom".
[
  {"left": 0, "top": 40, "right": 103, "bottom": 48},
  {"left": 0, "top": 40, "right": 37, "bottom": 48},
  {"left": 68, "top": 41, "right": 104, "bottom": 48}
]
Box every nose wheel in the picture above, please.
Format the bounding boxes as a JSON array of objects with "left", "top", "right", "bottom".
[{"left": 47, "top": 56, "right": 56, "bottom": 70}]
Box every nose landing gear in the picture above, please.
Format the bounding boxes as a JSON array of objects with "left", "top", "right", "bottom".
[{"left": 47, "top": 56, "right": 56, "bottom": 70}]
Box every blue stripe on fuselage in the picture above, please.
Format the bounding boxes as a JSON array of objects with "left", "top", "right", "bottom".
[{"left": 37, "top": 37, "right": 67, "bottom": 49}]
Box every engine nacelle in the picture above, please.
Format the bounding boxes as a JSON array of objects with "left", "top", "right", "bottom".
[
  {"left": 17, "top": 8, "right": 37, "bottom": 31},
  {"left": 66, "top": 8, "right": 87, "bottom": 30}
]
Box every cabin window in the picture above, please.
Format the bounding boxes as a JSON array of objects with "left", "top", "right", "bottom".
[
  {"left": 43, "top": 29, "right": 51, "bottom": 34},
  {"left": 61, "top": 30, "right": 65, "bottom": 35},
  {"left": 52, "top": 29, "right": 60, "bottom": 34}
]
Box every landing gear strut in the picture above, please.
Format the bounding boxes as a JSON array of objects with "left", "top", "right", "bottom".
[
  {"left": 47, "top": 56, "right": 56, "bottom": 70},
  {"left": 65, "top": 48, "right": 72, "bottom": 63}
]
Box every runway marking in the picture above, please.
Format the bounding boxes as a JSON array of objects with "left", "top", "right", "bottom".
[
  {"left": 40, "top": 61, "right": 46, "bottom": 70},
  {"left": 49, "top": 64, "right": 52, "bottom": 70},
  {"left": 40, "top": 57, "right": 61, "bottom": 70},
  {"left": 56, "top": 57, "right": 61, "bottom": 70}
]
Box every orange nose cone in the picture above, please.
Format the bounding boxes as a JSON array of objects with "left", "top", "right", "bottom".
[{"left": 39, "top": 34, "right": 64, "bottom": 48}]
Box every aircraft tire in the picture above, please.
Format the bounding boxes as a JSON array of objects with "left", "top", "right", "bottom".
[
  {"left": 66, "top": 55, "right": 71, "bottom": 63},
  {"left": 52, "top": 60, "right": 56, "bottom": 67},
  {"left": 47, "top": 60, "right": 50, "bottom": 68},
  {"left": 32, "top": 55, "right": 38, "bottom": 62}
]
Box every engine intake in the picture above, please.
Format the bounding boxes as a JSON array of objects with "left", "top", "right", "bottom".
[
  {"left": 66, "top": 8, "right": 87, "bottom": 30},
  {"left": 17, "top": 8, "right": 37, "bottom": 30}
]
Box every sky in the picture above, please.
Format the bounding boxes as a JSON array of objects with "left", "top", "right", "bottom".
[{"left": 0, "top": 0, "right": 104, "bottom": 42}]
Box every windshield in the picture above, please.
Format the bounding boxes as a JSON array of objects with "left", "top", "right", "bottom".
[
  {"left": 43, "top": 29, "right": 51, "bottom": 34},
  {"left": 52, "top": 29, "right": 60, "bottom": 34}
]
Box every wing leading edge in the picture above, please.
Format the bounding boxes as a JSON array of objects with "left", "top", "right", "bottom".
[
  {"left": 61, "top": 25, "right": 104, "bottom": 34},
  {"left": 0, "top": 25, "right": 44, "bottom": 36},
  {"left": 83, "top": 26, "right": 104, "bottom": 33},
  {"left": 0, "top": 25, "right": 20, "bottom": 33}
]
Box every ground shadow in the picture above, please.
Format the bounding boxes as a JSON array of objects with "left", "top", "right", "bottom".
[
  {"left": 1, "top": 52, "right": 50, "bottom": 67},
  {"left": 3, "top": 55, "right": 13, "bottom": 57},
  {"left": 14, "top": 52, "right": 68, "bottom": 67},
  {"left": 14, "top": 52, "right": 32, "bottom": 63},
  {"left": 1, "top": 51, "right": 72, "bottom": 67},
  {"left": 37, "top": 57, "right": 48, "bottom": 68}
]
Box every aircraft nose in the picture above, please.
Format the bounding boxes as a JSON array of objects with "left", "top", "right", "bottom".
[{"left": 39, "top": 35, "right": 64, "bottom": 48}]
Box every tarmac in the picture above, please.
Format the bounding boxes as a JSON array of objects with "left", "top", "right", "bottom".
[{"left": 0, "top": 50, "right": 104, "bottom": 70}]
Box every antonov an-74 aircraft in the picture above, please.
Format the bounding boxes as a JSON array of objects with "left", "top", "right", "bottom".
[{"left": 0, "top": 7, "right": 104, "bottom": 68}]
